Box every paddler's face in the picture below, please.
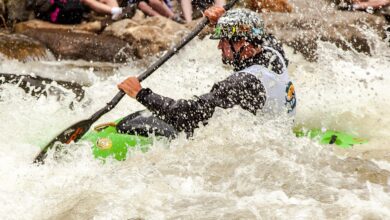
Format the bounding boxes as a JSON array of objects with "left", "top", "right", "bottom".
[
  {"left": 218, "top": 38, "right": 261, "bottom": 62},
  {"left": 218, "top": 38, "right": 233, "bottom": 61},
  {"left": 218, "top": 38, "right": 244, "bottom": 61}
]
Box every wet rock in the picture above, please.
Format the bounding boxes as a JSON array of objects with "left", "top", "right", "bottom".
[
  {"left": 104, "top": 19, "right": 168, "bottom": 57},
  {"left": 103, "top": 19, "right": 139, "bottom": 36},
  {"left": 125, "top": 25, "right": 170, "bottom": 57},
  {"left": 7, "top": 0, "right": 385, "bottom": 63},
  {"left": 6, "top": 0, "right": 32, "bottom": 22},
  {"left": 197, "top": 0, "right": 387, "bottom": 61},
  {"left": 0, "top": 33, "right": 52, "bottom": 61},
  {"left": 275, "top": 30, "right": 319, "bottom": 61},
  {"left": 10, "top": 14, "right": 189, "bottom": 61},
  {"left": 239, "top": 0, "right": 293, "bottom": 12},
  {"left": 8, "top": 16, "right": 183, "bottom": 62},
  {"left": 20, "top": 29, "right": 136, "bottom": 62},
  {"left": 14, "top": 19, "right": 102, "bottom": 34},
  {"left": 263, "top": 0, "right": 388, "bottom": 61},
  {"left": 139, "top": 15, "right": 189, "bottom": 43},
  {"left": 0, "top": 0, "right": 5, "bottom": 16},
  {"left": 131, "top": 9, "right": 148, "bottom": 23},
  {"left": 103, "top": 15, "right": 189, "bottom": 58}
]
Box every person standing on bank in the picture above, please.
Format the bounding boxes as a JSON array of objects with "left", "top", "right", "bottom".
[{"left": 117, "top": 8, "right": 296, "bottom": 136}]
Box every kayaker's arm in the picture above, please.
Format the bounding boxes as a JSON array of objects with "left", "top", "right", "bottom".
[
  {"left": 135, "top": 87, "right": 215, "bottom": 134},
  {"left": 134, "top": 73, "right": 266, "bottom": 134}
]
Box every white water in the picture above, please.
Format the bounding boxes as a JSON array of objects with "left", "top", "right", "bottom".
[{"left": 0, "top": 34, "right": 390, "bottom": 219}]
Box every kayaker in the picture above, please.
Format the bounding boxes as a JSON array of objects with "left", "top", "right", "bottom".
[{"left": 117, "top": 8, "right": 296, "bottom": 136}]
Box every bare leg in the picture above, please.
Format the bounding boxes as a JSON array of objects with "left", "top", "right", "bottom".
[
  {"left": 98, "top": 0, "right": 119, "bottom": 7},
  {"left": 81, "top": 0, "right": 117, "bottom": 14},
  {"left": 138, "top": 1, "right": 160, "bottom": 16},
  {"left": 214, "top": 0, "right": 225, "bottom": 7},
  {"left": 181, "top": 0, "right": 193, "bottom": 22},
  {"left": 353, "top": 0, "right": 390, "bottom": 9},
  {"left": 148, "top": 0, "right": 175, "bottom": 17}
]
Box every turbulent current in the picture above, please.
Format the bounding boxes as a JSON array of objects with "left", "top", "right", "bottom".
[{"left": 0, "top": 35, "right": 389, "bottom": 219}]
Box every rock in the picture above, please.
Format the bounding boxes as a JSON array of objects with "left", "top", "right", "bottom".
[
  {"left": 239, "top": 0, "right": 293, "bottom": 12},
  {"left": 126, "top": 25, "right": 170, "bottom": 57},
  {"left": 0, "top": 33, "right": 52, "bottom": 61},
  {"left": 14, "top": 19, "right": 102, "bottom": 34},
  {"left": 9, "top": 14, "right": 189, "bottom": 62},
  {"left": 20, "top": 29, "right": 136, "bottom": 62},
  {"left": 197, "top": 0, "right": 387, "bottom": 61},
  {"left": 6, "top": 0, "right": 32, "bottom": 22},
  {"left": 140, "top": 16, "right": 189, "bottom": 43},
  {"left": 103, "top": 19, "right": 140, "bottom": 37},
  {"left": 277, "top": 30, "right": 319, "bottom": 61},
  {"left": 0, "top": 0, "right": 5, "bottom": 16},
  {"left": 7, "top": 0, "right": 384, "bottom": 63},
  {"left": 131, "top": 9, "right": 147, "bottom": 23},
  {"left": 262, "top": 0, "right": 388, "bottom": 61},
  {"left": 103, "top": 16, "right": 189, "bottom": 58},
  {"left": 12, "top": 20, "right": 138, "bottom": 62}
]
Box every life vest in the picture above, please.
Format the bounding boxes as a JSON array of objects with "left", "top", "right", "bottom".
[{"left": 239, "top": 46, "right": 296, "bottom": 116}]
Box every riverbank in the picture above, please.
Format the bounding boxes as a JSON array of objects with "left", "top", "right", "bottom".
[{"left": 0, "top": 0, "right": 388, "bottom": 64}]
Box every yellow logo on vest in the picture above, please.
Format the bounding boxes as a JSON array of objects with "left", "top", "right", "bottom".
[
  {"left": 285, "top": 82, "right": 296, "bottom": 113},
  {"left": 97, "top": 138, "right": 112, "bottom": 150}
]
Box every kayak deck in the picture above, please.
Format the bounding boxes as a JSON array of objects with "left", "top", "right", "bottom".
[
  {"left": 293, "top": 127, "right": 367, "bottom": 148},
  {"left": 81, "top": 121, "right": 368, "bottom": 161},
  {"left": 81, "top": 125, "right": 152, "bottom": 161}
]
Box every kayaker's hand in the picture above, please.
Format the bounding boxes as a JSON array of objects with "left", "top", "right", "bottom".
[
  {"left": 204, "top": 6, "right": 225, "bottom": 25},
  {"left": 118, "top": 76, "right": 142, "bottom": 98}
]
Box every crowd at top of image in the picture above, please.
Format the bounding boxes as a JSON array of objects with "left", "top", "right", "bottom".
[
  {"left": 27, "top": 0, "right": 225, "bottom": 25},
  {"left": 26, "top": 0, "right": 390, "bottom": 27}
]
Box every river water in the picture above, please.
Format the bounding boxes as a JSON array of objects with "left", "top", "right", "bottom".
[{"left": 0, "top": 32, "right": 389, "bottom": 219}]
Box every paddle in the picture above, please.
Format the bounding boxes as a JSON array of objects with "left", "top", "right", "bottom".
[{"left": 33, "top": 0, "right": 239, "bottom": 163}]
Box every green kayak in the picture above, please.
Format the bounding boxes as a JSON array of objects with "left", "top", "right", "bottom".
[
  {"left": 81, "top": 119, "right": 153, "bottom": 161},
  {"left": 81, "top": 120, "right": 368, "bottom": 161},
  {"left": 293, "top": 127, "right": 367, "bottom": 148}
]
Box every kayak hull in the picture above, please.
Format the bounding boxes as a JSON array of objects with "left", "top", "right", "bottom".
[{"left": 82, "top": 120, "right": 367, "bottom": 161}]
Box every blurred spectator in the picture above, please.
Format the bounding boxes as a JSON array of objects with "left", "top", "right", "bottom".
[
  {"left": 28, "top": 0, "right": 134, "bottom": 24},
  {"left": 352, "top": 0, "right": 389, "bottom": 10},
  {"left": 82, "top": 0, "right": 123, "bottom": 19},
  {"left": 180, "top": 0, "right": 225, "bottom": 23},
  {"left": 337, "top": 0, "right": 390, "bottom": 11},
  {"left": 127, "top": 0, "right": 185, "bottom": 23}
]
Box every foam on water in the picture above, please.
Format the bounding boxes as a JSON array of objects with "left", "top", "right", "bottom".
[{"left": 0, "top": 35, "right": 389, "bottom": 219}]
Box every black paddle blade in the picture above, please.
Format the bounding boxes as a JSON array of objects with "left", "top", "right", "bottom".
[{"left": 33, "top": 119, "right": 93, "bottom": 164}]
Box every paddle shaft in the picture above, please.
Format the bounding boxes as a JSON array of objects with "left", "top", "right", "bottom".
[
  {"left": 90, "top": 17, "right": 211, "bottom": 122},
  {"left": 91, "top": 0, "right": 239, "bottom": 121},
  {"left": 34, "top": 0, "right": 238, "bottom": 163}
]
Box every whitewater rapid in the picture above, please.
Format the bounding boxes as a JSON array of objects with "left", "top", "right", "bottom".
[{"left": 0, "top": 34, "right": 389, "bottom": 219}]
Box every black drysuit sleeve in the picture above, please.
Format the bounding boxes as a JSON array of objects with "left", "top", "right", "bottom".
[{"left": 136, "top": 72, "right": 266, "bottom": 134}]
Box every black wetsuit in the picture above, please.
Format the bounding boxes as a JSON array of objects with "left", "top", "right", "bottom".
[{"left": 117, "top": 34, "right": 288, "bottom": 136}]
